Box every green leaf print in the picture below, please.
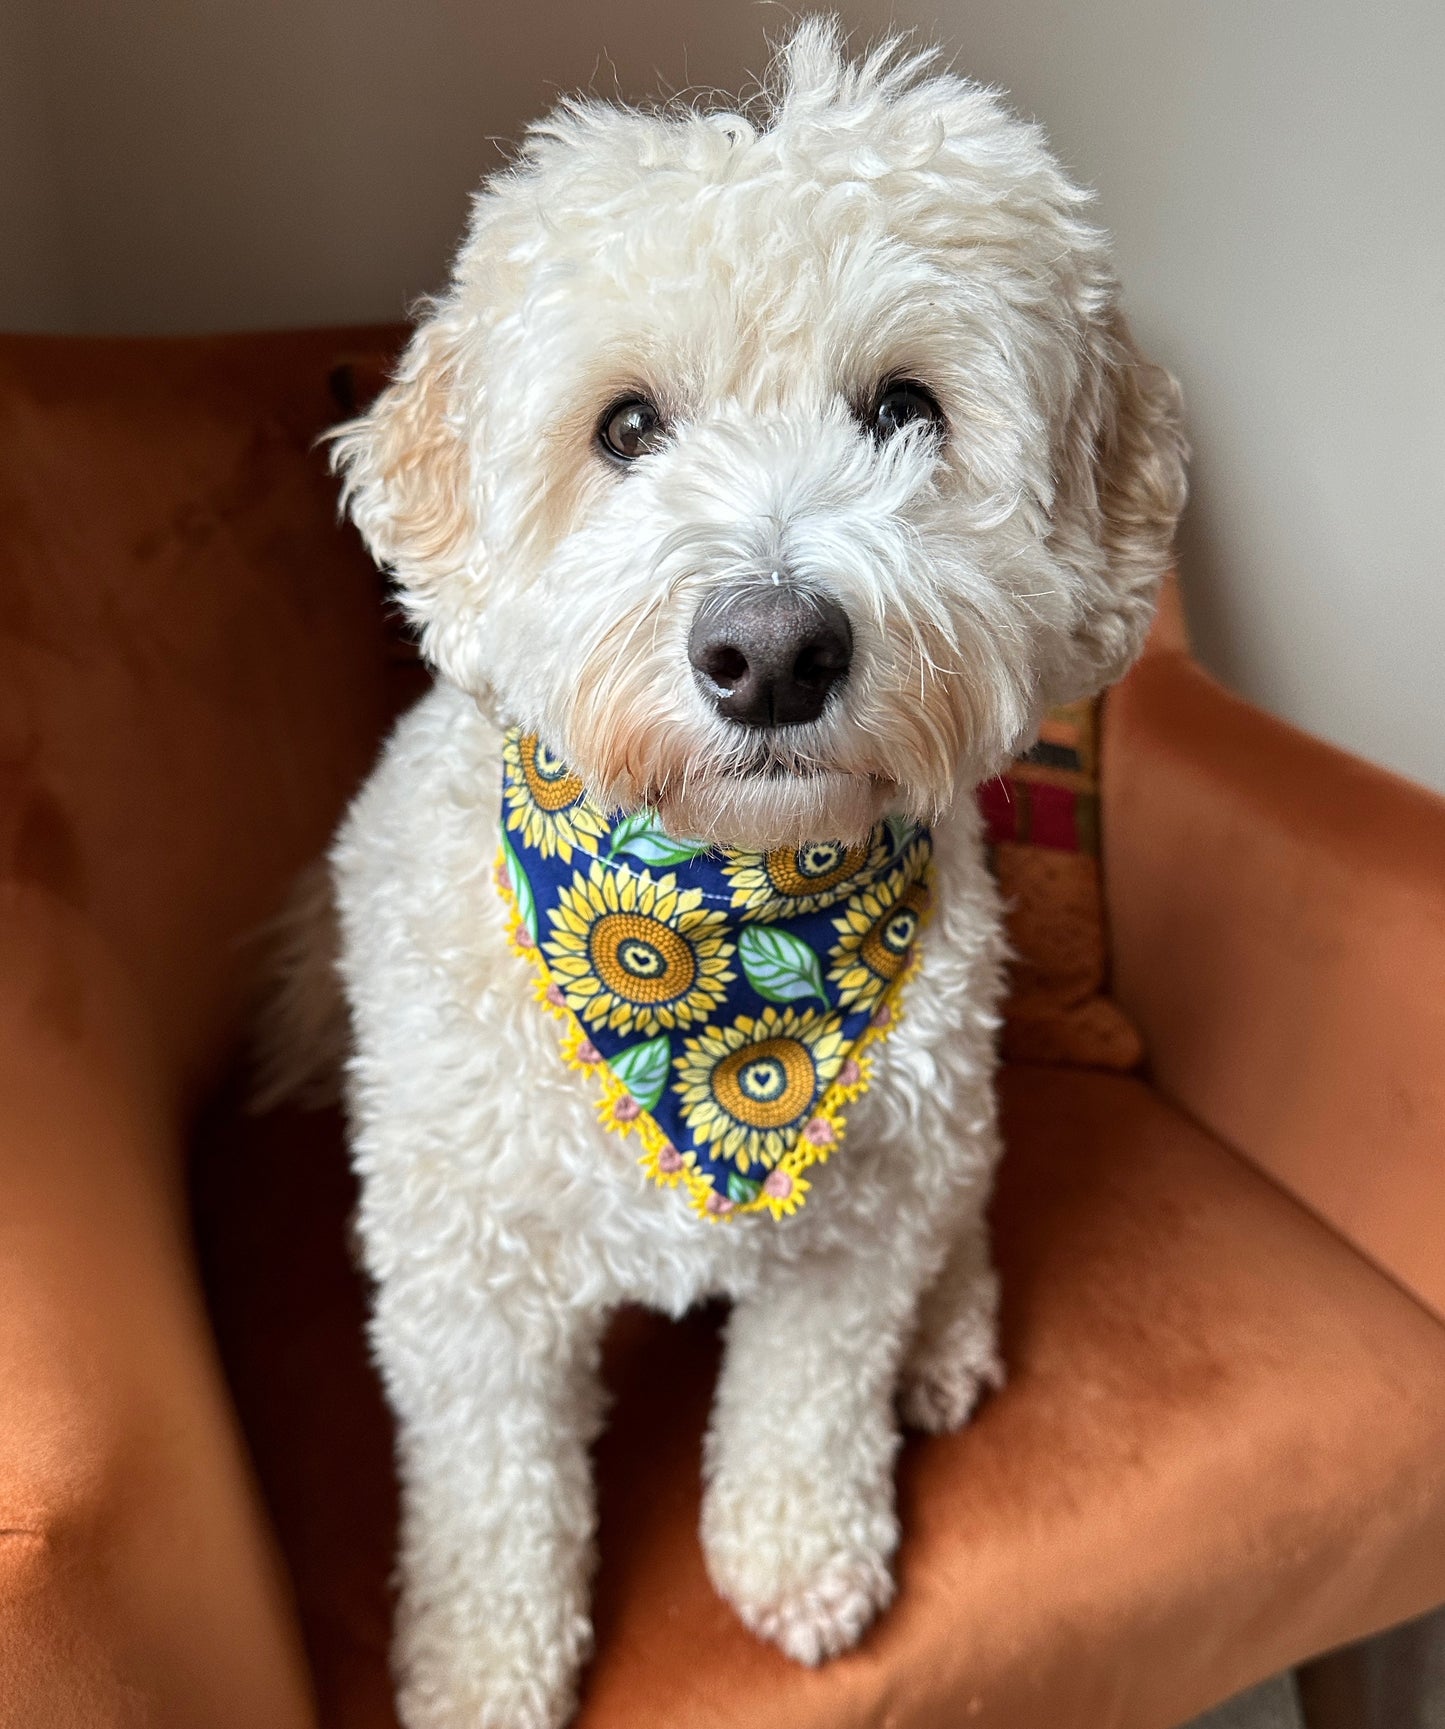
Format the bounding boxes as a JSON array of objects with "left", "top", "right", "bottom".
[
  {"left": 606, "top": 809, "right": 711, "bottom": 867},
  {"left": 500, "top": 832, "right": 538, "bottom": 943},
  {"left": 604, "top": 809, "right": 654, "bottom": 857},
  {"left": 738, "top": 925, "right": 827, "bottom": 1004},
  {"left": 726, "top": 1171, "right": 762, "bottom": 1206},
  {"left": 885, "top": 812, "right": 916, "bottom": 853},
  {"left": 608, "top": 1034, "right": 671, "bottom": 1111}
]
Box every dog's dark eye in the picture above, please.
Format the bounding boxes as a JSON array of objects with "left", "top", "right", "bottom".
[
  {"left": 599, "top": 397, "right": 666, "bottom": 462},
  {"left": 869, "top": 381, "right": 944, "bottom": 442}
]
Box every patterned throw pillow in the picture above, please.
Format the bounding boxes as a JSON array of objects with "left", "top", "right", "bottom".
[
  {"left": 328, "top": 355, "right": 1142, "bottom": 1075},
  {"left": 978, "top": 700, "right": 1142, "bottom": 1070}
]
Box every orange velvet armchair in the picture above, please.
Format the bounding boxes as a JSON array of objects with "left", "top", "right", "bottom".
[{"left": 2, "top": 327, "right": 1443, "bottom": 1729}]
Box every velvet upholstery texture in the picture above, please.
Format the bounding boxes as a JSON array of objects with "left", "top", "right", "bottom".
[
  {"left": 2, "top": 329, "right": 1444, "bottom": 1729},
  {"left": 1104, "top": 637, "right": 1445, "bottom": 1323},
  {"left": 0, "top": 328, "right": 397, "bottom": 1728}
]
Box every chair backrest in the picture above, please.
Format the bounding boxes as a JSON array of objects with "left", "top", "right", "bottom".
[{"left": 0, "top": 328, "right": 398, "bottom": 1112}]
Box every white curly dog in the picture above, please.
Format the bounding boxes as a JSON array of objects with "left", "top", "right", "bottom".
[{"left": 288, "top": 20, "right": 1185, "bottom": 1729}]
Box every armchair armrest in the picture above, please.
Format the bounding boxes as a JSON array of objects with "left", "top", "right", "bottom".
[
  {"left": 1102, "top": 643, "right": 1445, "bottom": 1320},
  {"left": 0, "top": 886, "right": 317, "bottom": 1726}
]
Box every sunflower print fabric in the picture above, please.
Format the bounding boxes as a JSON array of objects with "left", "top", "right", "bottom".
[
  {"left": 497, "top": 728, "right": 932, "bottom": 1222},
  {"left": 544, "top": 860, "right": 734, "bottom": 1037},
  {"left": 828, "top": 837, "right": 932, "bottom": 1014},
  {"left": 722, "top": 834, "right": 889, "bottom": 920},
  {"left": 501, "top": 728, "right": 609, "bottom": 862}
]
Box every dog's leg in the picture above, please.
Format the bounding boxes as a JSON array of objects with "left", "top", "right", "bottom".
[
  {"left": 373, "top": 1270, "right": 607, "bottom": 1729},
  {"left": 699, "top": 1244, "right": 927, "bottom": 1665},
  {"left": 899, "top": 1207, "right": 1005, "bottom": 1433}
]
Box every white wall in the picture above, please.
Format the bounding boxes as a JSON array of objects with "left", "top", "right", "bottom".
[
  {"left": 878, "top": 0, "right": 1445, "bottom": 795},
  {"left": 4, "top": 0, "right": 1441, "bottom": 792}
]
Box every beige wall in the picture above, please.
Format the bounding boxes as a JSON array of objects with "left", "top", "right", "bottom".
[
  {"left": 0, "top": 0, "right": 77, "bottom": 328},
  {"left": 4, "top": 1, "right": 1441, "bottom": 791}
]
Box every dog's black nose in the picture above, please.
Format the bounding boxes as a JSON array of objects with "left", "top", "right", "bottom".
[{"left": 688, "top": 582, "right": 853, "bottom": 728}]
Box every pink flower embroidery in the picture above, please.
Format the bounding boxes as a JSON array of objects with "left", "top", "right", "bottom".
[
  {"left": 838, "top": 1058, "right": 861, "bottom": 1088},
  {"left": 577, "top": 1039, "right": 602, "bottom": 1065},
  {"left": 515, "top": 926, "right": 535, "bottom": 950},
  {"left": 870, "top": 1003, "right": 892, "bottom": 1029},
  {"left": 705, "top": 1191, "right": 734, "bottom": 1215},
  {"left": 612, "top": 1095, "right": 641, "bottom": 1122},
  {"left": 657, "top": 1144, "right": 684, "bottom": 1174},
  {"left": 763, "top": 1169, "right": 793, "bottom": 1200},
  {"left": 803, "top": 1117, "right": 836, "bottom": 1147},
  {"left": 545, "top": 983, "right": 566, "bottom": 1008}
]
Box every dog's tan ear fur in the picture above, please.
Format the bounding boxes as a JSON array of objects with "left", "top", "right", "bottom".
[
  {"left": 1043, "top": 309, "right": 1188, "bottom": 706},
  {"left": 1096, "top": 315, "right": 1188, "bottom": 615},
  {"left": 330, "top": 313, "right": 476, "bottom": 605}
]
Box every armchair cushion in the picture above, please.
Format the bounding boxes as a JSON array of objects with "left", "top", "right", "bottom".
[{"left": 194, "top": 1063, "right": 1445, "bottom": 1729}]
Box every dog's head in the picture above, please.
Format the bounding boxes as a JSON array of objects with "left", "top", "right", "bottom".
[{"left": 333, "top": 19, "right": 1186, "bottom": 849}]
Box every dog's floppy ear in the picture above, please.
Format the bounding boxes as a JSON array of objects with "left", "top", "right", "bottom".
[
  {"left": 330, "top": 310, "right": 477, "bottom": 610},
  {"left": 1041, "top": 309, "right": 1188, "bottom": 707}
]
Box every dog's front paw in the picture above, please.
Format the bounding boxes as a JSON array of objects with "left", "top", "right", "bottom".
[
  {"left": 702, "top": 1479, "right": 897, "bottom": 1665},
  {"left": 395, "top": 1661, "right": 579, "bottom": 1729},
  {"left": 898, "top": 1336, "right": 1004, "bottom": 1434},
  {"left": 738, "top": 1543, "right": 895, "bottom": 1666},
  {"left": 393, "top": 1594, "right": 589, "bottom": 1729},
  {"left": 899, "top": 1257, "right": 1004, "bottom": 1434}
]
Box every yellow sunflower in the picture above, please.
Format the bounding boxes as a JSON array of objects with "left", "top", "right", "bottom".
[
  {"left": 502, "top": 729, "right": 608, "bottom": 863},
  {"left": 828, "top": 843, "right": 931, "bottom": 1012},
  {"left": 543, "top": 860, "right": 734, "bottom": 1037},
  {"left": 721, "top": 828, "right": 891, "bottom": 920},
  {"left": 674, "top": 1006, "right": 849, "bottom": 1173}
]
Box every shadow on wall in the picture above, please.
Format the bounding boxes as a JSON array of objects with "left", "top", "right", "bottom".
[
  {"left": 1173, "top": 459, "right": 1259, "bottom": 710},
  {"left": 0, "top": 0, "right": 778, "bottom": 334}
]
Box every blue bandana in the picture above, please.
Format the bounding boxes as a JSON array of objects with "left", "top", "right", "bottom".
[{"left": 496, "top": 728, "right": 932, "bottom": 1221}]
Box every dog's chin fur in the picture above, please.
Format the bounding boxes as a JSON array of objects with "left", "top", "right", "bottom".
[
  {"left": 308, "top": 18, "right": 1188, "bottom": 1727},
  {"left": 656, "top": 767, "right": 893, "bottom": 853}
]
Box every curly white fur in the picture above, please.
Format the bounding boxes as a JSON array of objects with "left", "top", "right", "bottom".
[{"left": 314, "top": 20, "right": 1186, "bottom": 1728}]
